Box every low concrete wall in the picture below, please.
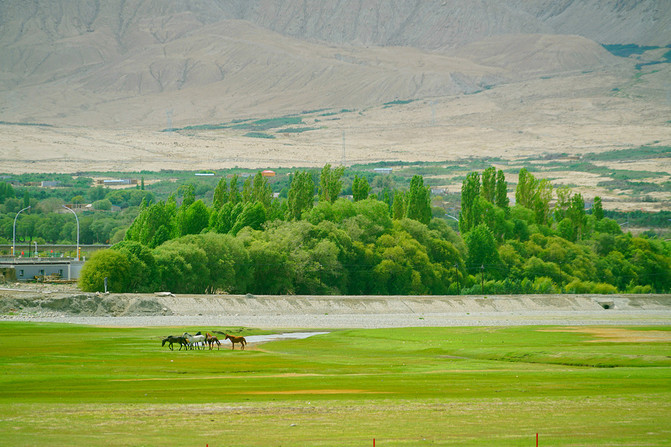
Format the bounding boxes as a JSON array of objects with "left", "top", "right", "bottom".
[
  {"left": 157, "top": 294, "right": 671, "bottom": 317},
  {"left": 2, "top": 290, "right": 670, "bottom": 319}
]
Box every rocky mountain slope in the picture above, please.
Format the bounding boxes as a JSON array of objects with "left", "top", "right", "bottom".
[{"left": 1, "top": 0, "right": 668, "bottom": 128}]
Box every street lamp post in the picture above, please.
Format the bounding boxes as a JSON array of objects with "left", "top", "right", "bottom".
[
  {"left": 12, "top": 205, "right": 31, "bottom": 257},
  {"left": 62, "top": 205, "right": 80, "bottom": 261}
]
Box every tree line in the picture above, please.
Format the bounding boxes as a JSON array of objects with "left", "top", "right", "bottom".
[{"left": 78, "top": 165, "right": 671, "bottom": 295}]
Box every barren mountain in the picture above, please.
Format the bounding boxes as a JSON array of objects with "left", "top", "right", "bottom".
[
  {"left": 0, "top": 0, "right": 669, "bottom": 190},
  {"left": 1, "top": 0, "right": 668, "bottom": 128}
]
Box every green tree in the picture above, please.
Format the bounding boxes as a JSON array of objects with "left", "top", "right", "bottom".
[
  {"left": 246, "top": 237, "right": 294, "bottom": 294},
  {"left": 111, "top": 241, "right": 158, "bottom": 292},
  {"left": 153, "top": 240, "right": 210, "bottom": 293},
  {"left": 465, "top": 223, "right": 501, "bottom": 276},
  {"left": 179, "top": 184, "right": 195, "bottom": 209},
  {"left": 213, "top": 178, "right": 228, "bottom": 210},
  {"left": 164, "top": 233, "right": 251, "bottom": 294},
  {"left": 125, "top": 200, "right": 177, "bottom": 248},
  {"left": 252, "top": 172, "right": 273, "bottom": 209},
  {"left": 87, "top": 185, "right": 107, "bottom": 202},
  {"left": 229, "top": 174, "right": 241, "bottom": 204},
  {"left": 532, "top": 179, "right": 553, "bottom": 225},
  {"left": 318, "top": 164, "right": 345, "bottom": 203},
  {"left": 459, "top": 172, "right": 481, "bottom": 233},
  {"left": 287, "top": 171, "right": 315, "bottom": 220},
  {"left": 231, "top": 201, "right": 267, "bottom": 235},
  {"left": 515, "top": 168, "right": 537, "bottom": 208},
  {"left": 78, "top": 249, "right": 132, "bottom": 292},
  {"left": 0, "top": 182, "right": 15, "bottom": 203},
  {"left": 405, "top": 175, "right": 431, "bottom": 225},
  {"left": 566, "top": 193, "right": 586, "bottom": 241},
  {"left": 595, "top": 217, "right": 621, "bottom": 235},
  {"left": 481, "top": 166, "right": 496, "bottom": 203},
  {"left": 92, "top": 199, "right": 112, "bottom": 210},
  {"left": 352, "top": 175, "right": 370, "bottom": 201},
  {"left": 242, "top": 176, "right": 253, "bottom": 203},
  {"left": 522, "top": 256, "right": 563, "bottom": 284},
  {"left": 211, "top": 202, "right": 240, "bottom": 234},
  {"left": 495, "top": 169, "right": 509, "bottom": 211},
  {"left": 554, "top": 186, "right": 572, "bottom": 222},
  {"left": 392, "top": 191, "right": 406, "bottom": 220},
  {"left": 179, "top": 200, "right": 210, "bottom": 236},
  {"left": 592, "top": 196, "right": 604, "bottom": 220}
]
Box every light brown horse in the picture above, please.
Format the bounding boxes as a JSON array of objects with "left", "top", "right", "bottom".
[
  {"left": 224, "top": 333, "right": 247, "bottom": 350},
  {"left": 205, "top": 333, "right": 221, "bottom": 350}
]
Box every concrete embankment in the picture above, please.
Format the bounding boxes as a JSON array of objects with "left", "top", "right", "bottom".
[
  {"left": 157, "top": 293, "right": 671, "bottom": 316},
  {"left": 1, "top": 290, "right": 670, "bottom": 328}
]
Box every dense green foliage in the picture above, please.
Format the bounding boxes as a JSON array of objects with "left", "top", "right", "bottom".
[
  {"left": 73, "top": 166, "right": 671, "bottom": 295},
  {"left": 2, "top": 156, "right": 670, "bottom": 293}
]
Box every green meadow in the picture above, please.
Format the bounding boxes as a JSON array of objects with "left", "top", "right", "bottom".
[{"left": 0, "top": 323, "right": 669, "bottom": 446}]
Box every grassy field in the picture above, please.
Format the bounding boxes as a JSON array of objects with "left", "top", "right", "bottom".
[{"left": 0, "top": 323, "right": 669, "bottom": 446}]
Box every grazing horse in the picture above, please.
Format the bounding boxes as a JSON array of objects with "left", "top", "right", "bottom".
[
  {"left": 224, "top": 333, "right": 247, "bottom": 350},
  {"left": 205, "top": 333, "right": 221, "bottom": 350},
  {"left": 162, "top": 335, "right": 188, "bottom": 351},
  {"left": 183, "top": 332, "right": 207, "bottom": 350}
]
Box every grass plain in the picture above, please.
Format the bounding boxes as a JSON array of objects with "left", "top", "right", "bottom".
[{"left": 0, "top": 323, "right": 669, "bottom": 446}]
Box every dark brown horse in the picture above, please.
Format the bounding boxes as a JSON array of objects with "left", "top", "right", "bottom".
[
  {"left": 205, "top": 333, "right": 221, "bottom": 350},
  {"left": 162, "top": 335, "right": 188, "bottom": 351},
  {"left": 224, "top": 333, "right": 247, "bottom": 350}
]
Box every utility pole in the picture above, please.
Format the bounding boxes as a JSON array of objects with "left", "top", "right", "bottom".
[
  {"left": 454, "top": 263, "right": 459, "bottom": 295},
  {"left": 12, "top": 205, "right": 31, "bottom": 257},
  {"left": 62, "top": 205, "right": 80, "bottom": 261},
  {"left": 481, "top": 264, "right": 485, "bottom": 294}
]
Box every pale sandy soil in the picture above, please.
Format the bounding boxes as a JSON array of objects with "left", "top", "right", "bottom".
[{"left": 1, "top": 68, "right": 670, "bottom": 211}]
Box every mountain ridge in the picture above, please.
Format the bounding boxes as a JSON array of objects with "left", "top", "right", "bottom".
[{"left": 1, "top": 0, "right": 656, "bottom": 127}]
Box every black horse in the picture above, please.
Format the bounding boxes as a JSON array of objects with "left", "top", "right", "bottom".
[{"left": 162, "top": 335, "right": 188, "bottom": 351}]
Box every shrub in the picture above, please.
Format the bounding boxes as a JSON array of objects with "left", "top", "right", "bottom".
[
  {"left": 78, "top": 250, "right": 131, "bottom": 292},
  {"left": 627, "top": 284, "right": 653, "bottom": 294},
  {"left": 92, "top": 199, "right": 112, "bottom": 210},
  {"left": 593, "top": 283, "right": 618, "bottom": 294},
  {"left": 532, "top": 277, "right": 559, "bottom": 294}
]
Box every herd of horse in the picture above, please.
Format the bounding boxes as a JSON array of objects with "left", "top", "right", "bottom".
[{"left": 161, "top": 331, "right": 247, "bottom": 351}]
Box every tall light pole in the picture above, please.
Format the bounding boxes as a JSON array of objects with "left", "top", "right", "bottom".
[
  {"left": 12, "top": 205, "right": 31, "bottom": 257},
  {"left": 62, "top": 205, "right": 80, "bottom": 261}
]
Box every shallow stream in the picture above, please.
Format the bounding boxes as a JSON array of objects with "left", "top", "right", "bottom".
[{"left": 221, "top": 331, "right": 329, "bottom": 345}]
